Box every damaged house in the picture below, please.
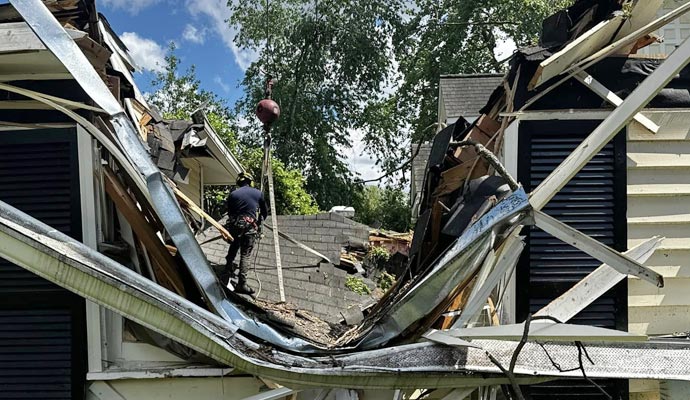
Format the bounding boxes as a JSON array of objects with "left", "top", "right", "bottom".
[{"left": 4, "top": 1, "right": 690, "bottom": 400}]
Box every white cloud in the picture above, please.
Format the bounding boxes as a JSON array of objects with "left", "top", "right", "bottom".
[
  {"left": 186, "top": 0, "right": 259, "bottom": 70},
  {"left": 182, "top": 24, "right": 207, "bottom": 44},
  {"left": 101, "top": 0, "right": 160, "bottom": 15},
  {"left": 121, "top": 32, "right": 166, "bottom": 73},
  {"left": 214, "top": 76, "right": 231, "bottom": 93}
]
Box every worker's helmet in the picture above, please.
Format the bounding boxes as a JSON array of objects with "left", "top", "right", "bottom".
[{"left": 236, "top": 172, "right": 254, "bottom": 186}]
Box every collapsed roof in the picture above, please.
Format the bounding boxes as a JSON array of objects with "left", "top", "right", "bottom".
[{"left": 3, "top": 0, "right": 690, "bottom": 392}]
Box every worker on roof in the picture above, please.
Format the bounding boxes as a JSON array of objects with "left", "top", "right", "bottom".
[{"left": 222, "top": 172, "right": 267, "bottom": 295}]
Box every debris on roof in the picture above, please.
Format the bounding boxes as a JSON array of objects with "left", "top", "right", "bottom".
[{"left": 4, "top": 0, "right": 690, "bottom": 396}]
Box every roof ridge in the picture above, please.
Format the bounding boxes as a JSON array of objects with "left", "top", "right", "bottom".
[{"left": 439, "top": 73, "right": 504, "bottom": 79}]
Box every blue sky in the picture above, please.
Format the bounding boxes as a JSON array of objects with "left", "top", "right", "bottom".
[
  {"left": 99, "top": 0, "right": 250, "bottom": 106},
  {"left": 100, "top": 0, "right": 386, "bottom": 182}
]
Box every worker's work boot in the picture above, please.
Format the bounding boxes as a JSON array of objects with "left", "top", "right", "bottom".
[{"left": 234, "top": 277, "right": 255, "bottom": 296}]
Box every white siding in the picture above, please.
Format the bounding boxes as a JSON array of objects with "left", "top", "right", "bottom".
[
  {"left": 628, "top": 111, "right": 690, "bottom": 399},
  {"left": 627, "top": 111, "right": 690, "bottom": 337},
  {"left": 639, "top": 0, "right": 690, "bottom": 56}
]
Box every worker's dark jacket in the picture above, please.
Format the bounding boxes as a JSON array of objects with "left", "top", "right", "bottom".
[
  {"left": 223, "top": 185, "right": 268, "bottom": 280},
  {"left": 227, "top": 185, "right": 268, "bottom": 223}
]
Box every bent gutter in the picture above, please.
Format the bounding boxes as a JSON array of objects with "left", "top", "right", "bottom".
[
  {"left": 11, "top": 0, "right": 328, "bottom": 353},
  {"left": 2, "top": 201, "right": 690, "bottom": 387},
  {"left": 0, "top": 200, "right": 528, "bottom": 389}
]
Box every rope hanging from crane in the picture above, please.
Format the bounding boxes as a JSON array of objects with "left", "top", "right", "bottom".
[{"left": 255, "top": 77, "right": 285, "bottom": 302}]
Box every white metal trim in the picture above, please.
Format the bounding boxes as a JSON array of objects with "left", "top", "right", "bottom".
[
  {"left": 78, "top": 125, "right": 105, "bottom": 373},
  {"left": 533, "top": 210, "right": 663, "bottom": 287},
  {"left": 87, "top": 367, "right": 235, "bottom": 381}
]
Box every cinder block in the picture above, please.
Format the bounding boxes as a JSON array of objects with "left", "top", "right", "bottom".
[
  {"left": 281, "top": 254, "right": 297, "bottom": 264},
  {"left": 315, "top": 284, "right": 332, "bottom": 297},
  {"left": 332, "top": 275, "right": 348, "bottom": 288},
  {"left": 312, "top": 235, "right": 332, "bottom": 243},
  {"left": 291, "top": 270, "right": 311, "bottom": 282},
  {"left": 297, "top": 256, "right": 318, "bottom": 265},
  {"left": 329, "top": 213, "right": 345, "bottom": 223},
  {"left": 303, "top": 281, "right": 318, "bottom": 294},
  {"left": 314, "top": 227, "right": 332, "bottom": 236},
  {"left": 313, "top": 303, "right": 336, "bottom": 318}
]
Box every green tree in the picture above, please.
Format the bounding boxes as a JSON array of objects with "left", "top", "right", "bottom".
[
  {"left": 240, "top": 148, "right": 319, "bottom": 215},
  {"left": 147, "top": 43, "right": 238, "bottom": 150},
  {"left": 395, "top": 0, "right": 574, "bottom": 141},
  {"left": 229, "top": 0, "right": 405, "bottom": 208},
  {"left": 148, "top": 44, "right": 318, "bottom": 216},
  {"left": 353, "top": 186, "right": 411, "bottom": 232}
]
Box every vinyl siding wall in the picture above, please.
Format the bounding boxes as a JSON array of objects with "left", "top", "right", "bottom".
[{"left": 627, "top": 111, "right": 690, "bottom": 400}]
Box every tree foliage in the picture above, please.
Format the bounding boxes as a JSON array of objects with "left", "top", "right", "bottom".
[
  {"left": 148, "top": 44, "right": 318, "bottom": 216},
  {"left": 395, "top": 0, "right": 574, "bottom": 141},
  {"left": 229, "top": 0, "right": 405, "bottom": 209},
  {"left": 353, "top": 186, "right": 411, "bottom": 233},
  {"left": 147, "top": 43, "right": 238, "bottom": 150},
  {"left": 227, "top": 0, "right": 571, "bottom": 228},
  {"left": 240, "top": 148, "right": 320, "bottom": 215}
]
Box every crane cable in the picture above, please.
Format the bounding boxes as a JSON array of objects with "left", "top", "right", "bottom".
[
  {"left": 258, "top": 78, "right": 286, "bottom": 303},
  {"left": 255, "top": 0, "right": 286, "bottom": 302}
]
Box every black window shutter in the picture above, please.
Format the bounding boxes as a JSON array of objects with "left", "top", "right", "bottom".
[
  {"left": 0, "top": 129, "right": 86, "bottom": 400},
  {"left": 517, "top": 121, "right": 628, "bottom": 400}
]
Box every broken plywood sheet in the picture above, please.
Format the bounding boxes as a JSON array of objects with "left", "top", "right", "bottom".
[
  {"left": 530, "top": 13, "right": 627, "bottom": 89},
  {"left": 453, "top": 115, "right": 499, "bottom": 161},
  {"left": 614, "top": 0, "right": 664, "bottom": 53}
]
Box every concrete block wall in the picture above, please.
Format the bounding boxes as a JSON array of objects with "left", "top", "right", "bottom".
[{"left": 198, "top": 213, "right": 376, "bottom": 323}]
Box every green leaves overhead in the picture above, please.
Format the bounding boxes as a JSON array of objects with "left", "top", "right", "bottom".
[
  {"left": 229, "top": 0, "right": 405, "bottom": 209},
  {"left": 395, "top": 0, "right": 574, "bottom": 141},
  {"left": 148, "top": 45, "right": 318, "bottom": 216},
  {"left": 230, "top": 0, "right": 573, "bottom": 208}
]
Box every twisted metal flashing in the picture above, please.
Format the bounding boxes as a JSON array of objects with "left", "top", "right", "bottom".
[{"left": 1, "top": 202, "right": 688, "bottom": 388}]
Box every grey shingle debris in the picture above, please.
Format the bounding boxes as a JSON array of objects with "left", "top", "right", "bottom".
[{"left": 440, "top": 74, "right": 504, "bottom": 120}]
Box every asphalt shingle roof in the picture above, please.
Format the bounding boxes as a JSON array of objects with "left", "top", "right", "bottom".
[
  {"left": 197, "top": 213, "right": 377, "bottom": 323},
  {"left": 439, "top": 74, "right": 504, "bottom": 119}
]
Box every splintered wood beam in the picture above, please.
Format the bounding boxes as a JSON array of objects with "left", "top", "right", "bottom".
[
  {"left": 533, "top": 210, "right": 663, "bottom": 288},
  {"left": 104, "top": 167, "right": 186, "bottom": 296},
  {"left": 574, "top": 72, "right": 659, "bottom": 134},
  {"left": 530, "top": 35, "right": 690, "bottom": 210},
  {"left": 535, "top": 236, "right": 663, "bottom": 323}
]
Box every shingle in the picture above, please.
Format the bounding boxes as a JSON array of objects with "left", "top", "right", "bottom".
[{"left": 439, "top": 74, "right": 504, "bottom": 119}]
